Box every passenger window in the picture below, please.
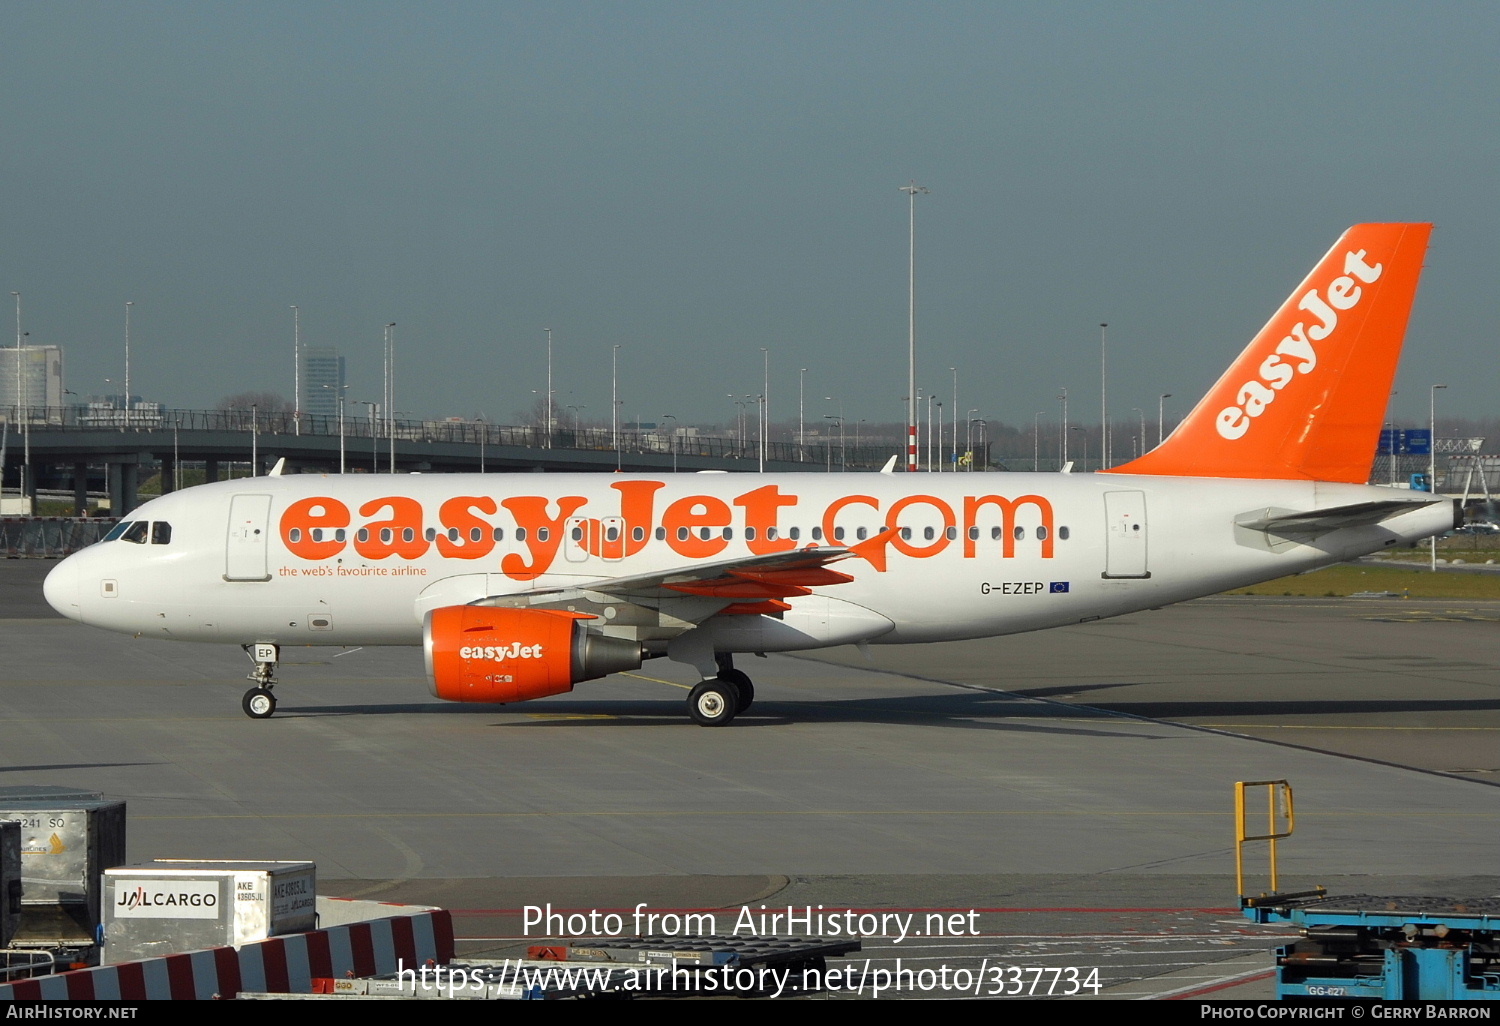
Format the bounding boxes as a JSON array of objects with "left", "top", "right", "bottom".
[
  {"left": 856, "top": 527, "right": 867, "bottom": 541},
  {"left": 335, "top": 528, "right": 347, "bottom": 542},
  {"left": 767, "top": 527, "right": 778, "bottom": 540},
  {"left": 121, "top": 521, "right": 149, "bottom": 544},
  {"left": 536, "top": 528, "right": 549, "bottom": 542},
  {"left": 424, "top": 528, "right": 436, "bottom": 542},
  {"left": 723, "top": 528, "right": 733, "bottom": 540},
  {"left": 289, "top": 528, "right": 303, "bottom": 543},
  {"left": 833, "top": 527, "right": 845, "bottom": 541},
  {"left": 571, "top": 527, "right": 583, "bottom": 541},
  {"left": 991, "top": 527, "right": 1001, "bottom": 540},
  {"left": 1036, "top": 526, "right": 1049, "bottom": 541},
  {"left": 788, "top": 527, "right": 800, "bottom": 540},
  {"left": 470, "top": 527, "right": 483, "bottom": 543},
  {"left": 945, "top": 526, "right": 957, "bottom": 541},
  {"left": 605, "top": 527, "right": 619, "bottom": 542},
  {"left": 151, "top": 522, "right": 172, "bottom": 545},
  {"left": 515, "top": 527, "right": 527, "bottom": 542},
  {"left": 357, "top": 528, "right": 370, "bottom": 543},
  {"left": 632, "top": 527, "right": 645, "bottom": 542},
  {"left": 745, "top": 527, "right": 756, "bottom": 541},
  {"left": 1014, "top": 526, "right": 1026, "bottom": 540},
  {"left": 309, "top": 528, "right": 321, "bottom": 542},
  {"left": 1059, "top": 526, "right": 1070, "bottom": 540},
  {"left": 655, "top": 527, "right": 666, "bottom": 541},
  {"left": 811, "top": 527, "right": 823, "bottom": 541},
  {"left": 493, "top": 527, "right": 505, "bottom": 541},
  {"left": 402, "top": 528, "right": 415, "bottom": 543},
  {"left": 699, "top": 527, "right": 712, "bottom": 541},
  {"left": 901, "top": 527, "right": 912, "bottom": 540},
  {"left": 923, "top": 527, "right": 934, "bottom": 541},
  {"left": 380, "top": 528, "right": 393, "bottom": 544},
  {"left": 967, "top": 527, "right": 978, "bottom": 540},
  {"left": 677, "top": 527, "right": 689, "bottom": 541}
]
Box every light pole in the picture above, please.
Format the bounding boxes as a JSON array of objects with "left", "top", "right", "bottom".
[
  {"left": 323, "top": 384, "right": 348, "bottom": 473},
  {"left": 950, "top": 367, "right": 958, "bottom": 473},
  {"left": 124, "top": 301, "right": 134, "bottom": 427},
  {"left": 966, "top": 407, "right": 978, "bottom": 471},
  {"left": 544, "top": 327, "right": 553, "bottom": 449},
  {"left": 250, "top": 403, "right": 259, "bottom": 477},
  {"left": 1430, "top": 384, "right": 1447, "bottom": 571},
  {"left": 824, "top": 414, "right": 845, "bottom": 472},
  {"left": 760, "top": 347, "right": 769, "bottom": 472},
  {"left": 612, "top": 344, "right": 621, "bottom": 470},
  {"left": 173, "top": 416, "right": 181, "bottom": 491},
  {"left": 824, "top": 397, "right": 845, "bottom": 471},
  {"left": 291, "top": 305, "right": 301, "bottom": 435},
  {"left": 1133, "top": 408, "right": 1144, "bottom": 460},
  {"left": 357, "top": 401, "right": 378, "bottom": 473},
  {"left": 568, "top": 404, "right": 587, "bottom": 435},
  {"left": 1070, "top": 425, "right": 1087, "bottom": 471},
  {"left": 1100, "top": 323, "right": 1109, "bottom": 467},
  {"left": 1033, "top": 411, "right": 1041, "bottom": 472},
  {"left": 899, "top": 181, "right": 928, "bottom": 472},
  {"left": 1158, "top": 393, "right": 1172, "bottom": 448},
  {"left": 10, "top": 292, "right": 18, "bottom": 422},
  {"left": 1386, "top": 390, "right": 1400, "bottom": 487},
  {"left": 385, "top": 323, "right": 396, "bottom": 473},
  {"left": 798, "top": 367, "right": 807, "bottom": 460},
  {"left": 662, "top": 414, "right": 679, "bottom": 473},
  {"left": 10, "top": 292, "right": 19, "bottom": 504},
  {"left": 1058, "top": 388, "right": 1069, "bottom": 465}
]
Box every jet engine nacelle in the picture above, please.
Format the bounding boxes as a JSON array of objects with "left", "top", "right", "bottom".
[{"left": 423, "top": 606, "right": 643, "bottom": 703}]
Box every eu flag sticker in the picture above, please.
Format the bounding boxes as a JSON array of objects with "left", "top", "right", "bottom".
[{"left": 1049, "top": 582, "right": 1070, "bottom": 593}]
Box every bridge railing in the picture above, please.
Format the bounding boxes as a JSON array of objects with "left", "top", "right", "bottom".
[
  {"left": 0, "top": 406, "right": 902, "bottom": 468},
  {"left": 0, "top": 517, "right": 120, "bottom": 558}
]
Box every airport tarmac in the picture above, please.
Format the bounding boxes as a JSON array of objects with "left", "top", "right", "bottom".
[{"left": 2, "top": 559, "right": 1497, "bottom": 999}]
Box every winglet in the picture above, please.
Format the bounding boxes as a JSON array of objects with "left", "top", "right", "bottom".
[
  {"left": 268, "top": 458, "right": 286, "bottom": 477},
  {"left": 1104, "top": 223, "right": 1432, "bottom": 483},
  {"left": 879, "top": 455, "right": 898, "bottom": 475}
]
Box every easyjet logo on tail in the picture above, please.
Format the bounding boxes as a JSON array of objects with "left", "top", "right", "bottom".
[
  {"left": 1216, "top": 248, "right": 1383, "bottom": 441},
  {"left": 1105, "top": 223, "right": 1431, "bottom": 484}
]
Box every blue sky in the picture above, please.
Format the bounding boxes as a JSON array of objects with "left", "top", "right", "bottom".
[{"left": 2, "top": 1, "right": 1495, "bottom": 430}]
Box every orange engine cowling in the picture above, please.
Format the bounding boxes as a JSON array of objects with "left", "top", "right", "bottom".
[{"left": 424, "top": 606, "right": 644, "bottom": 703}]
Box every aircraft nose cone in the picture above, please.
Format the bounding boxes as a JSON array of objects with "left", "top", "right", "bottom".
[{"left": 43, "top": 556, "right": 82, "bottom": 620}]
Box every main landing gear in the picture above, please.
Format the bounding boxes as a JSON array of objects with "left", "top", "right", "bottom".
[
  {"left": 686, "top": 655, "right": 757, "bottom": 727},
  {"left": 241, "top": 643, "right": 279, "bottom": 719}
]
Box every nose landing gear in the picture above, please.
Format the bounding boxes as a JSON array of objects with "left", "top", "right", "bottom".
[{"left": 242, "top": 643, "right": 279, "bottom": 719}]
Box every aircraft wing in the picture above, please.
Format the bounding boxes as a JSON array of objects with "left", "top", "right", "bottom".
[{"left": 470, "top": 545, "right": 867, "bottom": 642}]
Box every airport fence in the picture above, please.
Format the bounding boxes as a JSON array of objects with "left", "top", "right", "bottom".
[{"left": 0, "top": 518, "right": 119, "bottom": 558}]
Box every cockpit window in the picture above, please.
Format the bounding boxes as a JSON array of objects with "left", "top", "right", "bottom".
[
  {"left": 151, "top": 522, "right": 172, "bottom": 545},
  {"left": 103, "top": 521, "right": 133, "bottom": 542},
  {"left": 120, "top": 521, "right": 149, "bottom": 544}
]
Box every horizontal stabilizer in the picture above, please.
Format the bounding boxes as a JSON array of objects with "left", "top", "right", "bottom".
[{"left": 1237, "top": 498, "right": 1443, "bottom": 536}]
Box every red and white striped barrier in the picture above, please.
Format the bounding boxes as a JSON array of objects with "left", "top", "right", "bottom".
[{"left": 0, "top": 900, "right": 454, "bottom": 1000}]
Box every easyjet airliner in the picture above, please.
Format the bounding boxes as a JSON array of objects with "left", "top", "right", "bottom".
[{"left": 43, "top": 224, "right": 1454, "bottom": 725}]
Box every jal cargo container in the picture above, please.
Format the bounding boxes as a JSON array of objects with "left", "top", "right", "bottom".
[
  {"left": 0, "top": 790, "right": 125, "bottom": 948},
  {"left": 0, "top": 820, "right": 19, "bottom": 948},
  {"left": 102, "top": 860, "right": 316, "bottom": 964}
]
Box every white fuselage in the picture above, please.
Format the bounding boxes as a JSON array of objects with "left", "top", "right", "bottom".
[{"left": 43, "top": 471, "right": 1452, "bottom": 655}]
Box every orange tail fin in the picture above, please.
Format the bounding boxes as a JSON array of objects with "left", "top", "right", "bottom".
[{"left": 1104, "top": 223, "right": 1431, "bottom": 483}]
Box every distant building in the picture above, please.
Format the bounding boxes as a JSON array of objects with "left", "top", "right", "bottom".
[
  {"left": 300, "top": 346, "right": 345, "bottom": 418},
  {"left": 0, "top": 345, "right": 64, "bottom": 417}
]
